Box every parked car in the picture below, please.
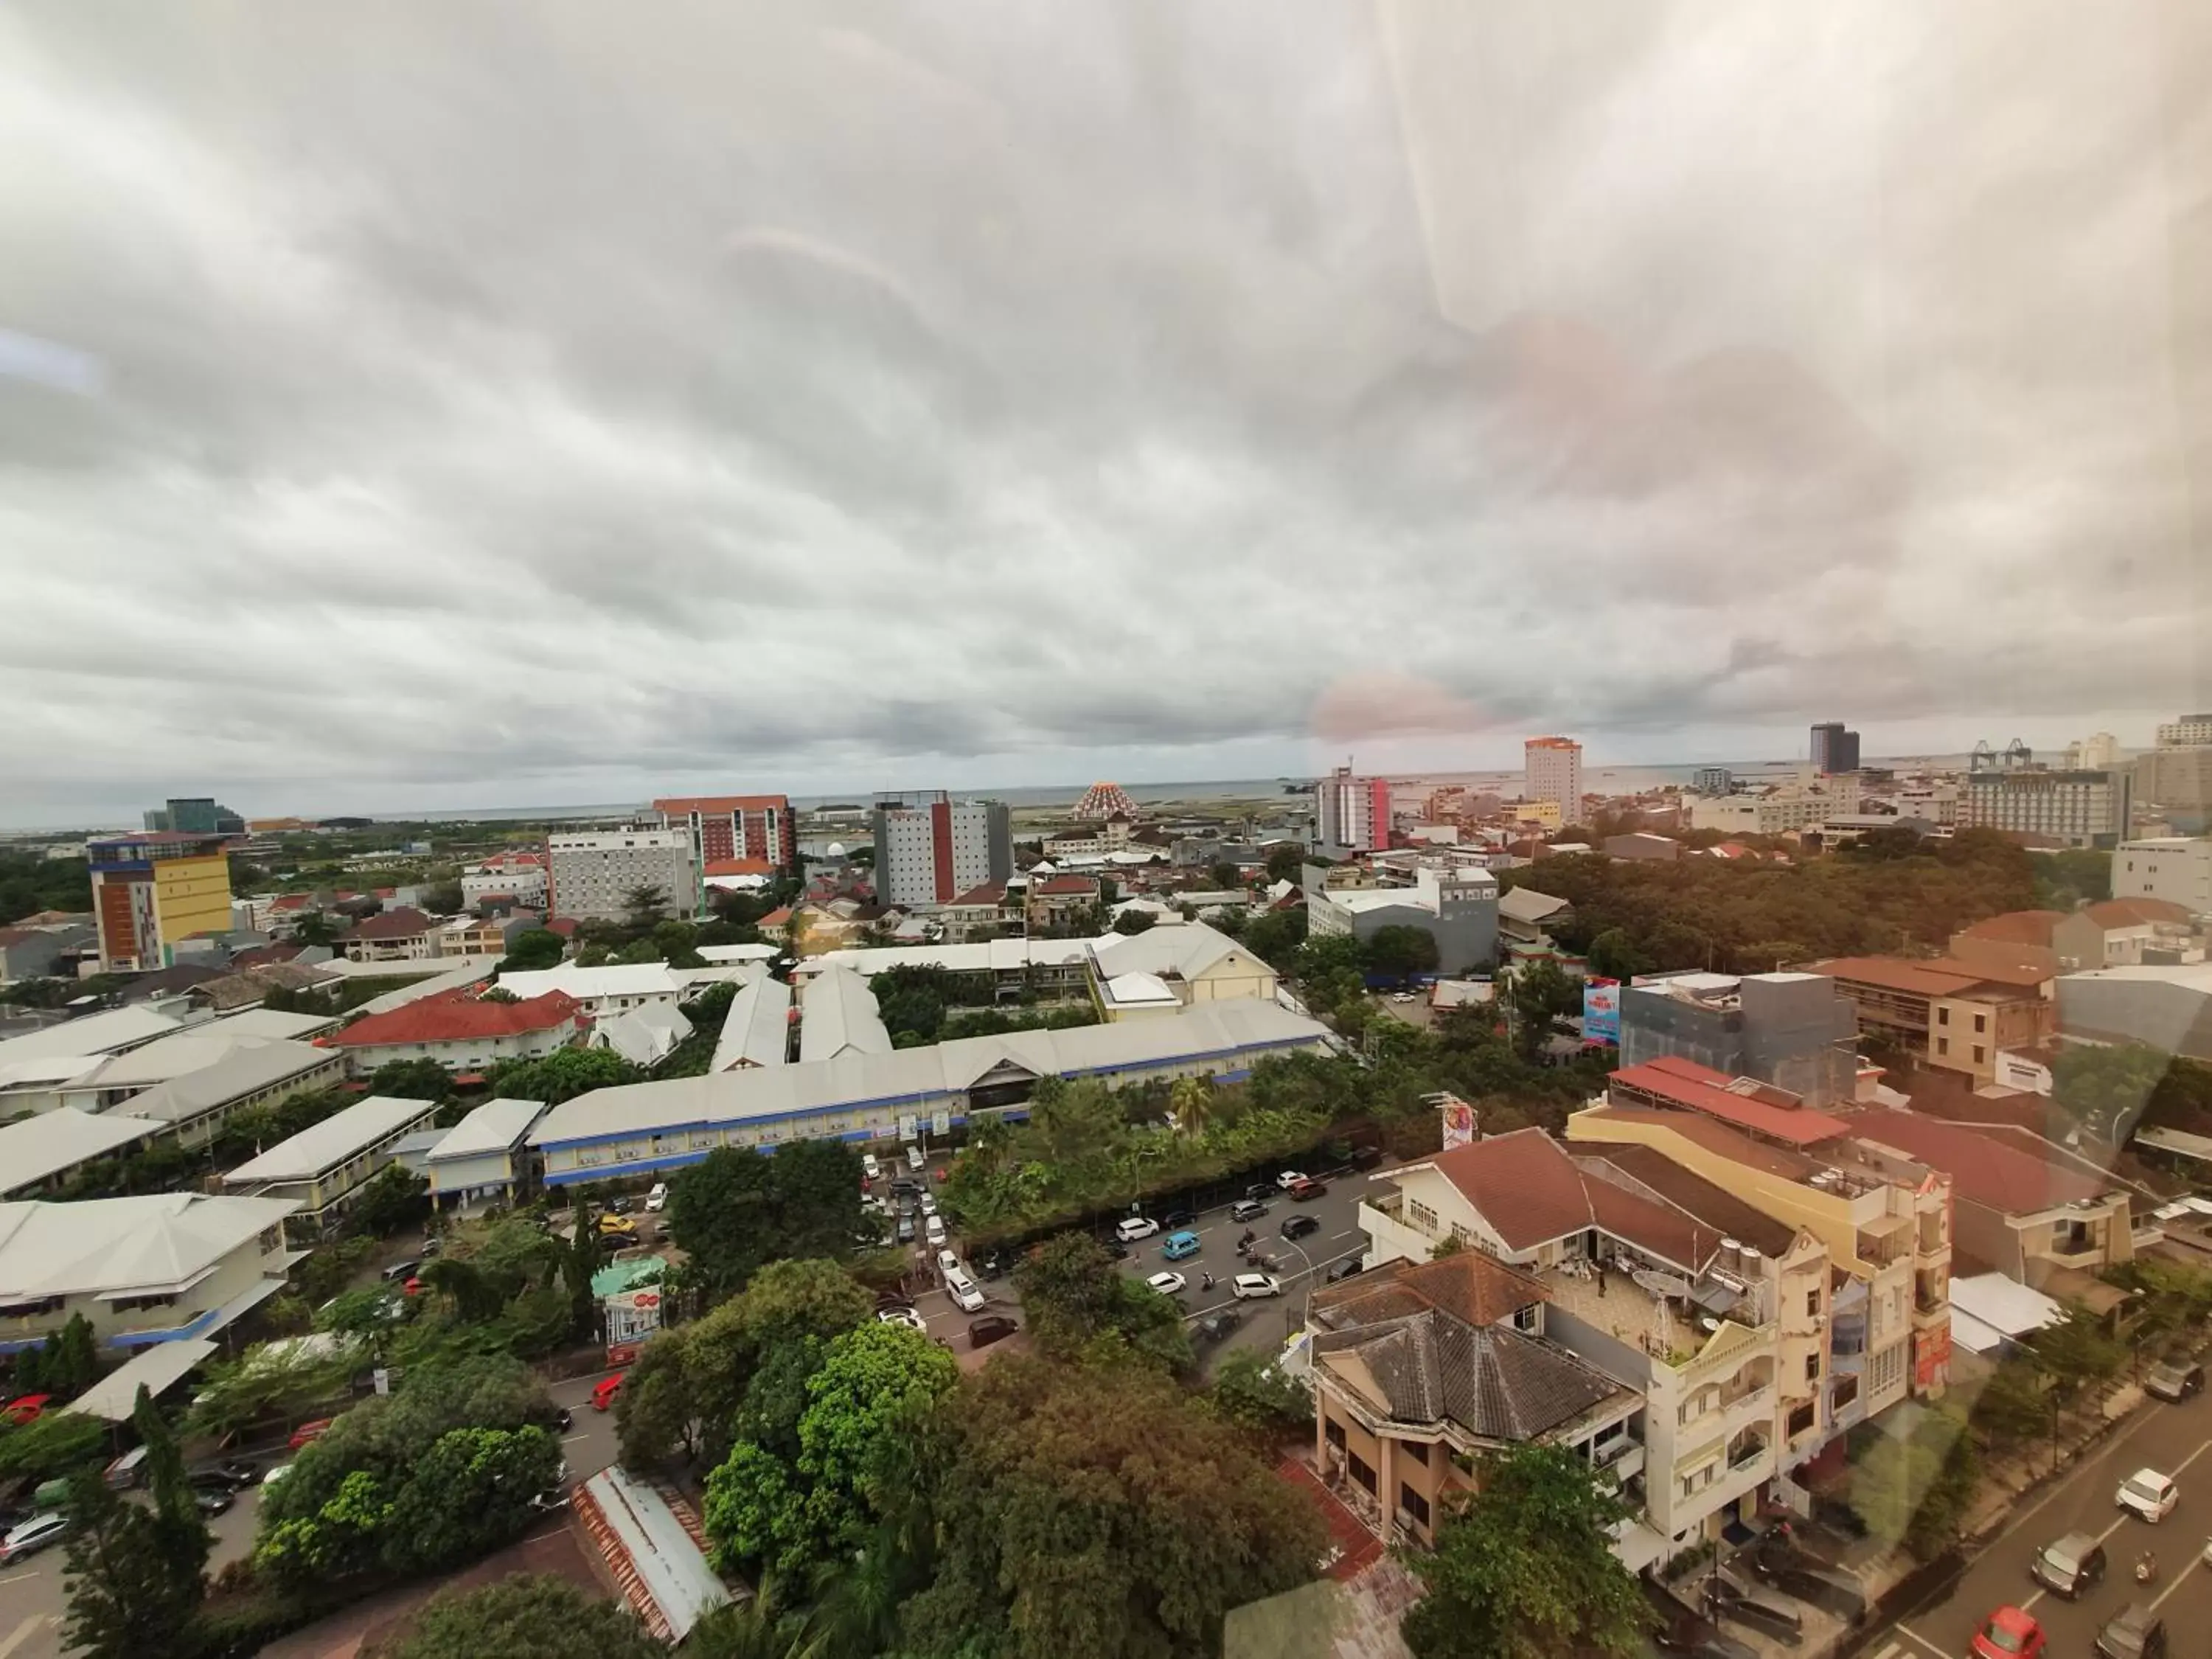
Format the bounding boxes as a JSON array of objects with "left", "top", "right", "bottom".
[
  {"left": 597, "top": 1214, "right": 639, "bottom": 1239},
  {"left": 919, "top": 1192, "right": 938, "bottom": 1216},
  {"left": 1229, "top": 1199, "right": 1270, "bottom": 1223},
  {"left": 382, "top": 1259, "right": 422, "bottom": 1282},
  {"left": 1161, "top": 1208, "right": 1197, "bottom": 1230},
  {"left": 895, "top": 1214, "right": 916, "bottom": 1244},
  {"left": 967, "top": 1315, "right": 1020, "bottom": 1349},
  {"left": 1287, "top": 1178, "right": 1327, "bottom": 1201},
  {"left": 1193, "top": 1310, "right": 1242, "bottom": 1345},
  {"left": 190, "top": 1464, "right": 259, "bottom": 1494},
  {"left": 1275, "top": 1171, "right": 1308, "bottom": 1190},
  {"left": 2029, "top": 1531, "right": 2107, "bottom": 1599},
  {"left": 936, "top": 1248, "right": 962, "bottom": 1276},
  {"left": 2095, "top": 1603, "right": 2168, "bottom": 1659},
  {"left": 528, "top": 1486, "right": 573, "bottom": 1514},
  {"left": 862, "top": 1152, "right": 882, "bottom": 1180},
  {"left": 1147, "top": 1271, "right": 1187, "bottom": 1296},
  {"left": 1747, "top": 1540, "right": 1865, "bottom": 1621},
  {"left": 946, "top": 1272, "right": 987, "bottom": 1314},
  {"left": 1390, "top": 991, "right": 1416, "bottom": 1004},
  {"left": 591, "top": 1375, "right": 625, "bottom": 1412},
  {"left": 1231, "top": 1273, "right": 1281, "bottom": 1299},
  {"left": 288, "top": 1418, "right": 333, "bottom": 1450},
  {"left": 1, "top": 1395, "right": 52, "bottom": 1427},
  {"left": 1162, "top": 1230, "right": 1202, "bottom": 1262},
  {"left": 0, "top": 1514, "right": 67, "bottom": 1565},
  {"left": 2146, "top": 1360, "right": 2205, "bottom": 1402},
  {"left": 2116, "top": 1467, "right": 2179, "bottom": 1523},
  {"left": 193, "top": 1489, "right": 234, "bottom": 1517},
  {"left": 1973, "top": 1607, "right": 2045, "bottom": 1659},
  {"left": 1324, "top": 1257, "right": 1365, "bottom": 1283},
  {"left": 1116, "top": 1217, "right": 1160, "bottom": 1242},
  {"left": 1280, "top": 1214, "right": 1321, "bottom": 1241},
  {"left": 1099, "top": 1235, "right": 1130, "bottom": 1259},
  {"left": 925, "top": 1215, "right": 948, "bottom": 1247},
  {"left": 906, "top": 1145, "right": 925, "bottom": 1172},
  {"left": 878, "top": 1307, "right": 928, "bottom": 1331},
  {"left": 645, "top": 1183, "right": 669, "bottom": 1213},
  {"left": 261, "top": 1464, "right": 295, "bottom": 1491},
  {"left": 875, "top": 1290, "right": 916, "bottom": 1311}
]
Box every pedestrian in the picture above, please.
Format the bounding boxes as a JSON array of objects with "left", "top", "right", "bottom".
[{"left": 1597, "top": 1263, "right": 1607, "bottom": 1296}]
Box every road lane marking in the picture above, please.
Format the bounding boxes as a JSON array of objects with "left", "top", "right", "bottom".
[
  {"left": 0, "top": 1615, "right": 45, "bottom": 1659},
  {"left": 2148, "top": 1559, "right": 2200, "bottom": 1613},
  {"left": 1889, "top": 1624, "right": 1949, "bottom": 1659},
  {"left": 560, "top": 1433, "right": 589, "bottom": 1444},
  {"left": 0, "top": 1573, "right": 38, "bottom": 1586}
]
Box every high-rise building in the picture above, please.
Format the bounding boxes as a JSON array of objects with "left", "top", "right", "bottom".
[
  {"left": 2135, "top": 746, "right": 2212, "bottom": 832},
  {"left": 871, "top": 793, "right": 1011, "bottom": 909},
  {"left": 1523, "top": 737, "right": 1583, "bottom": 816},
  {"left": 89, "top": 831, "right": 236, "bottom": 971},
  {"left": 1316, "top": 764, "right": 1393, "bottom": 857},
  {"left": 544, "top": 829, "right": 696, "bottom": 923},
  {"left": 651, "top": 794, "right": 793, "bottom": 911},
  {"left": 1958, "top": 769, "right": 2133, "bottom": 849},
  {"left": 1809, "top": 723, "right": 1861, "bottom": 774},
  {"left": 2062, "top": 733, "right": 2121, "bottom": 771},
  {"left": 2157, "top": 714, "right": 2212, "bottom": 747},
  {"left": 142, "top": 797, "right": 245, "bottom": 835},
  {"left": 1691, "top": 766, "right": 1734, "bottom": 796}
]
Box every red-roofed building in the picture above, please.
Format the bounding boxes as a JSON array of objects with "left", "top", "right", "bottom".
[
  {"left": 1808, "top": 955, "right": 2055, "bottom": 1085},
  {"left": 941, "top": 880, "right": 1015, "bottom": 942},
  {"left": 327, "top": 987, "right": 585, "bottom": 1074},
  {"left": 653, "top": 795, "right": 793, "bottom": 881},
  {"left": 1025, "top": 874, "right": 1101, "bottom": 931},
  {"left": 338, "top": 906, "right": 439, "bottom": 964},
  {"left": 1607, "top": 1056, "right": 1853, "bottom": 1147},
  {"left": 1840, "top": 1107, "right": 2135, "bottom": 1278}
]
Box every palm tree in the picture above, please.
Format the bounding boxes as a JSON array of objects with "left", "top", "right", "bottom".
[
  {"left": 686, "top": 1572, "right": 825, "bottom": 1659},
  {"left": 1169, "top": 1074, "right": 1214, "bottom": 1138}
]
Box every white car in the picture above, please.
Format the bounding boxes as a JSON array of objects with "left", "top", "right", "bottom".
[
  {"left": 946, "top": 1273, "right": 987, "bottom": 1314},
  {"left": 1116, "top": 1217, "right": 1160, "bottom": 1242},
  {"left": 936, "top": 1248, "right": 962, "bottom": 1277},
  {"left": 1276, "top": 1171, "right": 1308, "bottom": 1191},
  {"left": 644, "top": 1183, "right": 668, "bottom": 1213},
  {"left": 262, "top": 1464, "right": 295, "bottom": 1490},
  {"left": 0, "top": 1514, "right": 66, "bottom": 1565},
  {"left": 1231, "top": 1273, "right": 1283, "bottom": 1300},
  {"left": 919, "top": 1193, "right": 938, "bottom": 1217},
  {"left": 877, "top": 1307, "right": 927, "bottom": 1332},
  {"left": 2117, "top": 1468, "right": 2179, "bottom": 1523},
  {"left": 906, "top": 1145, "right": 925, "bottom": 1172},
  {"left": 1147, "top": 1271, "right": 1188, "bottom": 1296},
  {"left": 1390, "top": 992, "right": 1416, "bottom": 1004},
  {"left": 925, "top": 1214, "right": 947, "bottom": 1247},
  {"left": 862, "top": 1153, "right": 882, "bottom": 1181}
]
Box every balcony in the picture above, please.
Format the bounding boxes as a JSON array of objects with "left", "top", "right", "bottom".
[{"left": 1593, "top": 1439, "right": 1646, "bottom": 1485}]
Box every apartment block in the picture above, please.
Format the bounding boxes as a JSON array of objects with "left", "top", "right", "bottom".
[
  {"left": 2134, "top": 748, "right": 2212, "bottom": 832},
  {"left": 652, "top": 794, "right": 793, "bottom": 911},
  {"left": 2157, "top": 714, "right": 2212, "bottom": 747},
  {"left": 1304, "top": 860, "right": 1499, "bottom": 975},
  {"left": 2113, "top": 838, "right": 2212, "bottom": 917},
  {"left": 1317, "top": 765, "right": 1394, "bottom": 858},
  {"left": 1692, "top": 768, "right": 1734, "bottom": 796},
  {"left": 1959, "top": 768, "right": 2132, "bottom": 849},
  {"left": 1808, "top": 955, "right": 2053, "bottom": 1085},
  {"left": 1690, "top": 774, "right": 1861, "bottom": 836},
  {"left": 88, "top": 832, "right": 235, "bottom": 973},
  {"left": 1524, "top": 737, "right": 1583, "bottom": 815},
  {"left": 545, "top": 829, "right": 697, "bottom": 923},
  {"left": 1619, "top": 972, "right": 1860, "bottom": 1107},
  {"left": 870, "top": 792, "right": 1011, "bottom": 909},
  {"left": 1809, "top": 723, "right": 1860, "bottom": 775}
]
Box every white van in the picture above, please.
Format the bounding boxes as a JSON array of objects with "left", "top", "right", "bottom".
[
  {"left": 936, "top": 1248, "right": 962, "bottom": 1278},
  {"left": 906, "top": 1145, "right": 925, "bottom": 1173},
  {"left": 945, "top": 1271, "right": 987, "bottom": 1314}
]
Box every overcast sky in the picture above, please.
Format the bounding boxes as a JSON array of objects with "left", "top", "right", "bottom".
[{"left": 2, "top": 1, "right": 2206, "bottom": 826}]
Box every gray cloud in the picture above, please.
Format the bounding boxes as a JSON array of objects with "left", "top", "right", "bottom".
[{"left": 0, "top": 0, "right": 2205, "bottom": 824}]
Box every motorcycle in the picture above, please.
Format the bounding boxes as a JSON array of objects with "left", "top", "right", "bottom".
[{"left": 2137, "top": 1549, "right": 2158, "bottom": 1586}]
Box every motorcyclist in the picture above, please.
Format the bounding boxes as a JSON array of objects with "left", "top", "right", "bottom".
[{"left": 2137, "top": 1548, "right": 2158, "bottom": 1584}]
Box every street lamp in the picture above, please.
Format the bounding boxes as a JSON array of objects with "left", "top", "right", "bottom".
[{"left": 1279, "top": 1236, "right": 1316, "bottom": 1338}]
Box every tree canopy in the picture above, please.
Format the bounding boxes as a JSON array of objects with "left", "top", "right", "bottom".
[
  {"left": 665, "top": 1142, "right": 863, "bottom": 1296},
  {"left": 384, "top": 1574, "right": 664, "bottom": 1659},
  {"left": 487, "top": 1046, "right": 640, "bottom": 1103}
]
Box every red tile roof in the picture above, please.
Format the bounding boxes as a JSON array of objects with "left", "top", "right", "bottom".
[
  {"left": 330, "top": 987, "right": 582, "bottom": 1048},
  {"left": 703, "top": 857, "right": 773, "bottom": 877},
  {"left": 1609, "top": 1056, "right": 1851, "bottom": 1146},
  {"left": 1956, "top": 910, "right": 2065, "bottom": 947},
  {"left": 341, "top": 906, "right": 437, "bottom": 942},
  {"left": 1034, "top": 876, "right": 1099, "bottom": 897},
  {"left": 1276, "top": 1457, "right": 1385, "bottom": 1582},
  {"left": 1419, "top": 1127, "right": 1718, "bottom": 1269},
  {"left": 759, "top": 907, "right": 793, "bottom": 928},
  {"left": 1312, "top": 1249, "right": 1549, "bottom": 1328},
  {"left": 947, "top": 880, "right": 1008, "bottom": 908},
  {"left": 543, "top": 917, "right": 580, "bottom": 937},
  {"left": 2087, "top": 897, "right": 2195, "bottom": 928},
  {"left": 1812, "top": 954, "right": 2051, "bottom": 997},
  {"left": 1839, "top": 1108, "right": 2108, "bottom": 1213},
  {"left": 653, "top": 794, "right": 790, "bottom": 813}
]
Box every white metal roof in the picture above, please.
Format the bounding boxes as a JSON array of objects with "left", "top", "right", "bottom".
[
  {"left": 1099, "top": 972, "right": 1178, "bottom": 1008},
  {"left": 799, "top": 967, "right": 891, "bottom": 1062},
  {"left": 531, "top": 999, "right": 1329, "bottom": 1147},
  {"left": 62, "top": 1338, "right": 218, "bottom": 1420},
  {"left": 1947, "top": 1271, "right": 2062, "bottom": 1353},
  {"left": 0, "top": 1192, "right": 299, "bottom": 1299},
  {"left": 427, "top": 1097, "right": 549, "bottom": 1163},
  {"left": 348, "top": 959, "right": 503, "bottom": 1018},
  {"left": 696, "top": 942, "right": 779, "bottom": 964},
  {"left": 497, "top": 961, "right": 689, "bottom": 1001},
  {"left": 116, "top": 1040, "right": 338, "bottom": 1127},
  {"left": 584, "top": 1466, "right": 731, "bottom": 1639},
  {"left": 0, "top": 1006, "right": 183, "bottom": 1068},
  {"left": 72, "top": 1026, "right": 299, "bottom": 1091},
  {"left": 599, "top": 1006, "right": 693, "bottom": 1068},
  {"left": 1090, "top": 922, "right": 1251, "bottom": 983},
  {"left": 712, "top": 977, "right": 791, "bottom": 1071},
  {"left": 207, "top": 1008, "right": 343, "bottom": 1041},
  {"left": 224, "top": 1095, "right": 440, "bottom": 1183},
  {"left": 0, "top": 1108, "right": 164, "bottom": 1196}
]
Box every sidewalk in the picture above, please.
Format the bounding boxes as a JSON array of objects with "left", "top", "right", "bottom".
[{"left": 1961, "top": 1381, "right": 2145, "bottom": 1544}]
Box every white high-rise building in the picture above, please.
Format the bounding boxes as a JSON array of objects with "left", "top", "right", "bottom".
[
  {"left": 2112, "top": 838, "right": 2212, "bottom": 916},
  {"left": 870, "top": 793, "right": 1012, "bottom": 909},
  {"left": 545, "top": 829, "right": 697, "bottom": 923},
  {"left": 2157, "top": 715, "right": 2212, "bottom": 748},
  {"left": 1523, "top": 737, "right": 1583, "bottom": 817},
  {"left": 1317, "top": 765, "right": 1393, "bottom": 857},
  {"left": 2063, "top": 733, "right": 2122, "bottom": 770}
]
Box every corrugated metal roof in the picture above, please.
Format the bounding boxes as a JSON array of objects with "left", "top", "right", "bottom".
[
  {"left": 0, "top": 1108, "right": 164, "bottom": 1196},
  {"left": 798, "top": 967, "right": 891, "bottom": 1062},
  {"left": 224, "top": 1095, "right": 439, "bottom": 1183},
  {"left": 428, "top": 1097, "right": 549, "bottom": 1162},
  {"left": 712, "top": 977, "right": 790, "bottom": 1071},
  {"left": 62, "top": 1338, "right": 218, "bottom": 1420}
]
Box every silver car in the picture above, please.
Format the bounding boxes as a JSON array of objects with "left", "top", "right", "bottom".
[{"left": 0, "top": 1513, "right": 66, "bottom": 1564}]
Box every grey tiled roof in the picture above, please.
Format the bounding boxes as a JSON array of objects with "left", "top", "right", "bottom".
[{"left": 1313, "top": 1310, "right": 1624, "bottom": 1442}]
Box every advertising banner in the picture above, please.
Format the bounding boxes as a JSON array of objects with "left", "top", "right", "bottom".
[
  {"left": 897, "top": 1113, "right": 919, "bottom": 1143},
  {"left": 1582, "top": 978, "right": 1621, "bottom": 1046},
  {"left": 1439, "top": 1094, "right": 1476, "bottom": 1150}
]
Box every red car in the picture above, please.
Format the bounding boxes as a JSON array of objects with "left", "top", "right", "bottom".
[
  {"left": 1, "top": 1394, "right": 52, "bottom": 1426},
  {"left": 591, "top": 1374, "right": 625, "bottom": 1413},
  {"left": 1287, "top": 1178, "right": 1329, "bottom": 1202},
  {"left": 1972, "top": 1607, "right": 2045, "bottom": 1659},
  {"left": 288, "top": 1418, "right": 333, "bottom": 1450}
]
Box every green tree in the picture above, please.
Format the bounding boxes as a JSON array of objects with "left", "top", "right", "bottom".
[
  {"left": 1585, "top": 928, "right": 1656, "bottom": 981},
  {"left": 564, "top": 1201, "right": 606, "bottom": 1339},
  {"left": 366, "top": 1057, "right": 454, "bottom": 1102},
  {"left": 1851, "top": 1413, "right": 1978, "bottom": 1561},
  {"left": 1969, "top": 1356, "right": 2052, "bottom": 1450},
  {"left": 614, "top": 1326, "right": 699, "bottom": 1470},
  {"left": 489, "top": 1046, "right": 641, "bottom": 1103},
  {"left": 1204, "top": 1349, "right": 1313, "bottom": 1439},
  {"left": 60, "top": 1470, "right": 204, "bottom": 1659},
  {"left": 381, "top": 1425, "right": 560, "bottom": 1574},
  {"left": 1168, "top": 1074, "right": 1214, "bottom": 1138},
  {"left": 2053, "top": 1043, "right": 2171, "bottom": 1142},
  {"left": 1011, "top": 1232, "right": 1193, "bottom": 1374},
  {"left": 678, "top": 1259, "right": 876, "bottom": 1467},
  {"left": 498, "top": 927, "right": 570, "bottom": 973},
  {"left": 384, "top": 1573, "right": 665, "bottom": 1659},
  {"left": 703, "top": 1321, "right": 959, "bottom": 1577},
  {"left": 350, "top": 1164, "right": 429, "bottom": 1237},
  {"left": 1210, "top": 860, "right": 1242, "bottom": 891},
  {"left": 133, "top": 1385, "right": 211, "bottom": 1591},
  {"left": 1509, "top": 959, "right": 1581, "bottom": 1058},
  {"left": 1363, "top": 925, "right": 1441, "bottom": 979},
  {"left": 902, "top": 1355, "right": 1322, "bottom": 1659},
  {"left": 623, "top": 883, "right": 672, "bottom": 929},
  {"left": 0, "top": 1411, "right": 108, "bottom": 1481},
  {"left": 1265, "top": 844, "right": 1310, "bottom": 885},
  {"left": 2026, "top": 1302, "right": 2126, "bottom": 1389},
  {"left": 1241, "top": 906, "right": 1308, "bottom": 970},
  {"left": 1402, "top": 1444, "right": 1647, "bottom": 1659},
  {"left": 1110, "top": 910, "right": 1157, "bottom": 935},
  {"left": 667, "top": 1147, "right": 778, "bottom": 1298}
]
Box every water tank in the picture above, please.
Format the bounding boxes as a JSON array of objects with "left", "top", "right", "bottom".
[
  {"left": 1738, "top": 1245, "right": 1763, "bottom": 1279},
  {"left": 1719, "top": 1238, "right": 1742, "bottom": 1274}
]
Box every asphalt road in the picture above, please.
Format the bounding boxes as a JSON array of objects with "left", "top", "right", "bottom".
[{"left": 1876, "top": 1382, "right": 2212, "bottom": 1659}]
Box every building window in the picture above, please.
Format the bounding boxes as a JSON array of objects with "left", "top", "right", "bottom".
[
  {"left": 1937, "top": 1006, "right": 1950, "bottom": 1026},
  {"left": 1408, "top": 1200, "right": 1439, "bottom": 1235},
  {"left": 1806, "top": 1290, "right": 1820, "bottom": 1317},
  {"left": 1805, "top": 1352, "right": 1820, "bottom": 1382},
  {"left": 1348, "top": 1452, "right": 1377, "bottom": 1495},
  {"left": 1973, "top": 1046, "right": 1986, "bottom": 1065},
  {"left": 1325, "top": 1417, "right": 1346, "bottom": 1451},
  {"left": 1512, "top": 1303, "right": 1539, "bottom": 1332},
  {"left": 1975, "top": 1013, "right": 1988, "bottom": 1033},
  {"left": 1787, "top": 1400, "right": 1818, "bottom": 1437},
  {"left": 1399, "top": 1484, "right": 1431, "bottom": 1528},
  {"left": 1402, "top": 1439, "right": 1430, "bottom": 1466},
  {"left": 1936, "top": 1037, "right": 1950, "bottom": 1057}
]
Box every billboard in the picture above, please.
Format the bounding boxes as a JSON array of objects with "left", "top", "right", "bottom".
[
  {"left": 1439, "top": 1094, "right": 1476, "bottom": 1150},
  {"left": 1582, "top": 978, "right": 1621, "bottom": 1046},
  {"left": 931, "top": 1109, "right": 952, "bottom": 1136},
  {"left": 897, "top": 1113, "right": 919, "bottom": 1143}
]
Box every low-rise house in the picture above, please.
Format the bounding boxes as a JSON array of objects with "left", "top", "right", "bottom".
[
  {"left": 326, "top": 987, "right": 585, "bottom": 1078},
  {"left": 1808, "top": 954, "right": 2055, "bottom": 1085},
  {"left": 0, "top": 925, "right": 83, "bottom": 983},
  {"left": 0, "top": 1108, "right": 165, "bottom": 1197},
  {"left": 436, "top": 915, "right": 531, "bottom": 959},
  {"left": 105, "top": 1039, "right": 348, "bottom": 1150},
  {"left": 339, "top": 906, "right": 439, "bottom": 963},
  {"left": 1026, "top": 874, "right": 1101, "bottom": 931},
  {"left": 1088, "top": 922, "right": 1281, "bottom": 1015},
  {"left": 187, "top": 961, "right": 340, "bottom": 1015},
  {"left": 0, "top": 1192, "right": 302, "bottom": 1354},
  {"left": 1307, "top": 1252, "right": 1640, "bottom": 1551},
  {"left": 424, "top": 1097, "right": 549, "bottom": 1211},
  {"left": 223, "top": 1094, "right": 445, "bottom": 1239},
  {"left": 1497, "top": 886, "right": 1572, "bottom": 946},
  {"left": 1956, "top": 901, "right": 2203, "bottom": 973},
  {"left": 597, "top": 1004, "right": 693, "bottom": 1068},
  {"left": 940, "top": 881, "right": 1015, "bottom": 942}
]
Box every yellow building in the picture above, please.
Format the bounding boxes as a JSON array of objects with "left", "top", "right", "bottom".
[{"left": 88, "top": 832, "right": 236, "bottom": 971}]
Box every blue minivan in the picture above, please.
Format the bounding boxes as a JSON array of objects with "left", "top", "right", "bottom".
[{"left": 1162, "top": 1230, "right": 1202, "bottom": 1262}]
